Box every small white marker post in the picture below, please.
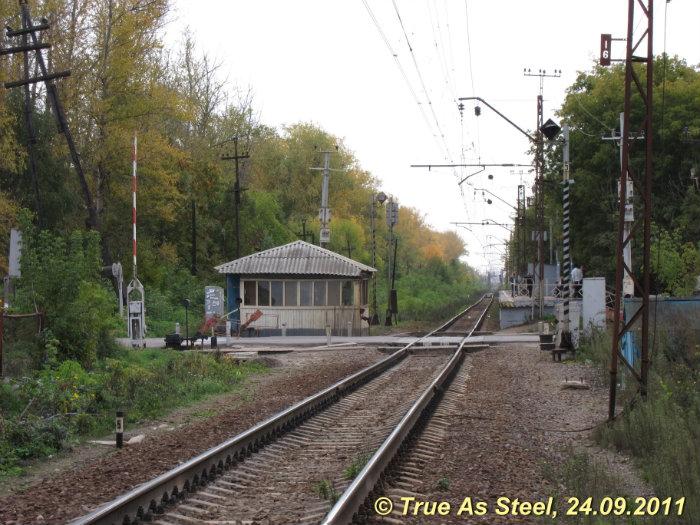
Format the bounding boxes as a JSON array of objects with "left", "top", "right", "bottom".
[{"left": 116, "top": 410, "right": 124, "bottom": 448}]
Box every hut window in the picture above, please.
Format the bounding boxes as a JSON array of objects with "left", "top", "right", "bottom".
[
  {"left": 360, "top": 280, "right": 368, "bottom": 305},
  {"left": 284, "top": 281, "right": 298, "bottom": 306},
  {"left": 327, "top": 281, "right": 340, "bottom": 306},
  {"left": 271, "top": 281, "right": 283, "bottom": 306},
  {"left": 313, "top": 281, "right": 326, "bottom": 306},
  {"left": 341, "top": 280, "right": 354, "bottom": 306},
  {"left": 299, "top": 281, "right": 313, "bottom": 306},
  {"left": 258, "top": 281, "right": 270, "bottom": 306},
  {"left": 243, "top": 281, "right": 256, "bottom": 306}
]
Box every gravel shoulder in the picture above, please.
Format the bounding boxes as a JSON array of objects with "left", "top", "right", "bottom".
[
  {"left": 414, "top": 340, "right": 651, "bottom": 524},
  {"left": 0, "top": 346, "right": 384, "bottom": 525}
]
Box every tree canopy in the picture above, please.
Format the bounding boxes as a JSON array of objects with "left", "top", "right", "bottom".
[
  {"left": 522, "top": 56, "right": 700, "bottom": 295},
  {"left": 0, "top": 0, "right": 483, "bottom": 332}
]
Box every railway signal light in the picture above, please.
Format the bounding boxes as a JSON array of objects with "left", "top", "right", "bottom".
[
  {"left": 540, "top": 119, "right": 561, "bottom": 141},
  {"left": 386, "top": 200, "right": 398, "bottom": 227}
]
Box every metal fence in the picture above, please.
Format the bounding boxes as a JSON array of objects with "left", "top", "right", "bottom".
[{"left": 622, "top": 297, "right": 700, "bottom": 367}]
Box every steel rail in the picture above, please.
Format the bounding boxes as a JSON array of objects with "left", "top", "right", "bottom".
[
  {"left": 71, "top": 294, "right": 490, "bottom": 525},
  {"left": 437, "top": 292, "right": 492, "bottom": 332},
  {"left": 321, "top": 295, "right": 493, "bottom": 525}
]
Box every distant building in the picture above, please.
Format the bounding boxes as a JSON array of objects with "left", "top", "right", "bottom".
[{"left": 216, "top": 240, "right": 376, "bottom": 336}]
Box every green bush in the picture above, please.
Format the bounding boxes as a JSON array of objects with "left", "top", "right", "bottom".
[
  {"left": 51, "top": 281, "right": 120, "bottom": 366},
  {"left": 596, "top": 350, "right": 699, "bottom": 524},
  {"left": 575, "top": 328, "right": 612, "bottom": 383},
  {"left": 140, "top": 271, "right": 206, "bottom": 337},
  {"left": 0, "top": 350, "right": 266, "bottom": 478},
  {"left": 12, "top": 215, "right": 119, "bottom": 368},
  {"left": 386, "top": 259, "right": 483, "bottom": 324}
]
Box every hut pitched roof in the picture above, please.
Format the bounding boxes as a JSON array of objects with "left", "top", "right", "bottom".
[{"left": 215, "top": 240, "right": 376, "bottom": 277}]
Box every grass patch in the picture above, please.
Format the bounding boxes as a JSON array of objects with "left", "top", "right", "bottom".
[
  {"left": 312, "top": 479, "right": 339, "bottom": 503},
  {"left": 574, "top": 329, "right": 612, "bottom": 382},
  {"left": 0, "top": 349, "right": 266, "bottom": 479},
  {"left": 436, "top": 476, "right": 450, "bottom": 491},
  {"left": 570, "top": 327, "right": 699, "bottom": 524},
  {"left": 343, "top": 453, "right": 371, "bottom": 480},
  {"left": 544, "top": 450, "right": 643, "bottom": 525},
  {"left": 596, "top": 389, "right": 699, "bottom": 524},
  {"left": 190, "top": 408, "right": 217, "bottom": 420}
]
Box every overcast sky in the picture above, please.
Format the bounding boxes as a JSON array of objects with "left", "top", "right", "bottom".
[{"left": 166, "top": 1, "right": 700, "bottom": 274}]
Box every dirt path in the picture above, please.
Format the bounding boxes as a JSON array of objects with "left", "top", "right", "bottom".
[
  {"left": 0, "top": 347, "right": 384, "bottom": 525},
  {"left": 409, "top": 341, "right": 650, "bottom": 524}
]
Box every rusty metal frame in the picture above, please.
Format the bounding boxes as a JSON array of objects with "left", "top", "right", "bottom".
[{"left": 609, "top": 0, "right": 653, "bottom": 420}]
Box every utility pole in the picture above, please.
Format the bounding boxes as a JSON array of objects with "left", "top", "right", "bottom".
[
  {"left": 310, "top": 148, "right": 343, "bottom": 248},
  {"left": 370, "top": 192, "right": 387, "bottom": 325},
  {"left": 607, "top": 0, "right": 654, "bottom": 420},
  {"left": 220, "top": 137, "right": 249, "bottom": 259},
  {"left": 2, "top": 2, "right": 98, "bottom": 230},
  {"left": 319, "top": 151, "right": 331, "bottom": 248},
  {"left": 385, "top": 198, "right": 399, "bottom": 326},
  {"left": 371, "top": 198, "right": 377, "bottom": 325},
  {"left": 190, "top": 201, "right": 197, "bottom": 275},
  {"left": 524, "top": 68, "right": 561, "bottom": 318},
  {"left": 517, "top": 183, "right": 526, "bottom": 276},
  {"left": 19, "top": 11, "right": 42, "bottom": 226},
  {"left": 297, "top": 218, "right": 314, "bottom": 244},
  {"left": 602, "top": 113, "right": 642, "bottom": 298},
  {"left": 455, "top": 95, "right": 548, "bottom": 306}
]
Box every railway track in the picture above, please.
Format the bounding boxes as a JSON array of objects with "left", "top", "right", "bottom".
[
  {"left": 322, "top": 295, "right": 492, "bottom": 525},
  {"left": 362, "top": 358, "right": 475, "bottom": 524},
  {"left": 71, "top": 295, "right": 492, "bottom": 525}
]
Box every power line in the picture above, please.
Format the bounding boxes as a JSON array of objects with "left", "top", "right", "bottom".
[
  {"left": 442, "top": 0, "right": 457, "bottom": 92},
  {"left": 572, "top": 93, "right": 613, "bottom": 132},
  {"left": 463, "top": 0, "right": 481, "bottom": 160},
  {"left": 463, "top": 0, "right": 476, "bottom": 99},
  {"left": 652, "top": 0, "right": 671, "bottom": 365},
  {"left": 389, "top": 0, "right": 474, "bottom": 218},
  {"left": 425, "top": 0, "right": 470, "bottom": 188},
  {"left": 360, "top": 0, "right": 445, "bottom": 156},
  {"left": 362, "top": 2, "right": 478, "bottom": 247},
  {"left": 427, "top": 0, "right": 458, "bottom": 104},
  {"left": 391, "top": 0, "right": 452, "bottom": 161}
]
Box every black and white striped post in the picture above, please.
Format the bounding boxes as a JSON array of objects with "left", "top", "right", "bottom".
[{"left": 560, "top": 125, "right": 572, "bottom": 347}]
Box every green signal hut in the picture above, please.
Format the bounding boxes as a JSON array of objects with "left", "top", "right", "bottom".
[{"left": 216, "top": 240, "right": 377, "bottom": 336}]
